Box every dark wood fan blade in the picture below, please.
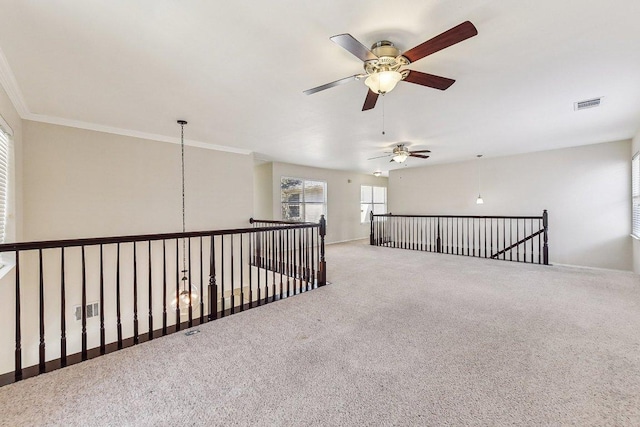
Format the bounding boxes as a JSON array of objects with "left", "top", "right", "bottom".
[
  {"left": 404, "top": 70, "right": 455, "bottom": 90},
  {"left": 303, "top": 75, "right": 360, "bottom": 95},
  {"left": 410, "top": 153, "right": 430, "bottom": 159},
  {"left": 402, "top": 21, "right": 478, "bottom": 63},
  {"left": 362, "top": 89, "right": 379, "bottom": 111},
  {"left": 410, "top": 149, "right": 431, "bottom": 153},
  {"left": 330, "top": 34, "right": 378, "bottom": 62}
]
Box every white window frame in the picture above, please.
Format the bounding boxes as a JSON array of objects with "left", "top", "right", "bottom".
[
  {"left": 632, "top": 152, "right": 640, "bottom": 239},
  {"left": 280, "top": 176, "right": 327, "bottom": 223},
  {"left": 360, "top": 185, "right": 387, "bottom": 224}
]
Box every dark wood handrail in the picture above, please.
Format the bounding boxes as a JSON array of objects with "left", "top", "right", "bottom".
[
  {"left": 373, "top": 213, "right": 543, "bottom": 220},
  {"left": 249, "top": 218, "right": 312, "bottom": 225},
  {"left": 0, "top": 223, "right": 319, "bottom": 252}
]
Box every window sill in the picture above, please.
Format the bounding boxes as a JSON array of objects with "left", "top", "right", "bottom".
[{"left": 631, "top": 234, "right": 640, "bottom": 241}]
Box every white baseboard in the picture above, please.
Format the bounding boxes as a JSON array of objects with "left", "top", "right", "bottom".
[
  {"left": 326, "top": 238, "right": 368, "bottom": 245},
  {"left": 552, "top": 262, "right": 633, "bottom": 273}
]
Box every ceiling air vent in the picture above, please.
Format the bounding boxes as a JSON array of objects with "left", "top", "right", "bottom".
[{"left": 574, "top": 97, "right": 602, "bottom": 111}]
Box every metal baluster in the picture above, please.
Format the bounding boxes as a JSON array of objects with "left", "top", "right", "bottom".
[
  {"left": 38, "top": 249, "right": 45, "bottom": 374},
  {"left": 222, "top": 236, "right": 226, "bottom": 315},
  {"left": 231, "top": 235, "right": 235, "bottom": 315},
  {"left": 516, "top": 220, "right": 520, "bottom": 262},
  {"left": 148, "top": 242, "right": 153, "bottom": 340},
  {"left": 133, "top": 243, "right": 139, "bottom": 344},
  {"left": 81, "top": 246, "right": 87, "bottom": 360},
  {"left": 272, "top": 230, "right": 277, "bottom": 299},
  {"left": 14, "top": 250, "right": 22, "bottom": 382},
  {"left": 298, "top": 227, "right": 303, "bottom": 294},
  {"left": 483, "top": 218, "right": 487, "bottom": 258},
  {"left": 200, "top": 237, "right": 204, "bottom": 322},
  {"left": 264, "top": 230, "right": 269, "bottom": 303},
  {"left": 249, "top": 232, "right": 253, "bottom": 309},
  {"left": 61, "top": 248, "right": 67, "bottom": 366},
  {"left": 162, "top": 240, "right": 167, "bottom": 335},
  {"left": 209, "top": 235, "right": 218, "bottom": 320},
  {"left": 241, "top": 234, "right": 245, "bottom": 311},
  {"left": 188, "top": 238, "right": 193, "bottom": 326},
  {"left": 116, "top": 243, "right": 122, "bottom": 349},
  {"left": 175, "top": 239, "right": 180, "bottom": 329},
  {"left": 311, "top": 227, "right": 316, "bottom": 288}
]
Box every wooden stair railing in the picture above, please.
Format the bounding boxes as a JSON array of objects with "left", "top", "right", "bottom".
[
  {"left": 370, "top": 210, "right": 549, "bottom": 265},
  {"left": 0, "top": 216, "right": 327, "bottom": 387}
]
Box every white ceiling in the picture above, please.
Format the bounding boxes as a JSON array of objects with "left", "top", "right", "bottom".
[{"left": 1, "top": 1, "right": 640, "bottom": 174}]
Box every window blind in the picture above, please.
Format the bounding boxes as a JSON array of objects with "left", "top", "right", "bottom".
[
  {"left": 633, "top": 153, "right": 639, "bottom": 238},
  {"left": 0, "top": 128, "right": 8, "bottom": 243}
]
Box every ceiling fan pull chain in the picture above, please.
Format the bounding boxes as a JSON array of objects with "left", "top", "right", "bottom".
[{"left": 382, "top": 94, "right": 385, "bottom": 135}]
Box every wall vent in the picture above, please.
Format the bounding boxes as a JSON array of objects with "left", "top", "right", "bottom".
[
  {"left": 574, "top": 97, "right": 602, "bottom": 111},
  {"left": 74, "top": 302, "right": 99, "bottom": 321}
]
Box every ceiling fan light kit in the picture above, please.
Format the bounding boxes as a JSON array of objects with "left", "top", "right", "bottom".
[{"left": 364, "top": 70, "right": 403, "bottom": 94}]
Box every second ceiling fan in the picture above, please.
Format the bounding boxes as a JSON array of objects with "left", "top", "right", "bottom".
[{"left": 304, "top": 21, "right": 478, "bottom": 111}]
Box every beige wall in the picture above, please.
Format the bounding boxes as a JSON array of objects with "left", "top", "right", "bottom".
[
  {"left": 270, "top": 162, "right": 388, "bottom": 244},
  {"left": 389, "top": 140, "right": 632, "bottom": 271},
  {"left": 253, "top": 162, "right": 273, "bottom": 220},
  {"left": 632, "top": 132, "right": 640, "bottom": 273},
  {"left": 23, "top": 121, "right": 254, "bottom": 240}
]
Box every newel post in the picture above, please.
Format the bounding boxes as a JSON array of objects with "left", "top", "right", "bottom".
[
  {"left": 369, "top": 210, "right": 374, "bottom": 246},
  {"left": 318, "top": 215, "right": 327, "bottom": 286},
  {"left": 542, "top": 210, "right": 549, "bottom": 265}
]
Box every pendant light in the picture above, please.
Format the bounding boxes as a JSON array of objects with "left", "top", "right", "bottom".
[
  {"left": 171, "top": 120, "right": 199, "bottom": 314},
  {"left": 476, "top": 154, "right": 484, "bottom": 205}
]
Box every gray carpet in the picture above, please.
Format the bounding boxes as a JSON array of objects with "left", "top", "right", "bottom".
[{"left": 1, "top": 240, "right": 639, "bottom": 426}]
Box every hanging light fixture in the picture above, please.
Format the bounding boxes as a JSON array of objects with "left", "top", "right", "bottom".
[
  {"left": 391, "top": 145, "right": 410, "bottom": 163},
  {"left": 171, "top": 120, "right": 199, "bottom": 314},
  {"left": 364, "top": 70, "right": 403, "bottom": 94},
  {"left": 373, "top": 170, "right": 382, "bottom": 177},
  {"left": 476, "top": 154, "right": 484, "bottom": 205}
]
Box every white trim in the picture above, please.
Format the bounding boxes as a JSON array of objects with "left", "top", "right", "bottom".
[
  {"left": 25, "top": 113, "right": 252, "bottom": 155},
  {"left": 326, "top": 237, "right": 368, "bottom": 245},
  {"left": 0, "top": 114, "right": 13, "bottom": 137},
  {"left": 552, "top": 262, "right": 632, "bottom": 273},
  {"left": 0, "top": 45, "right": 29, "bottom": 117},
  {"left": 0, "top": 45, "right": 252, "bottom": 155}
]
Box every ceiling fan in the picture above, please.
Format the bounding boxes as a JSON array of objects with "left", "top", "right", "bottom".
[
  {"left": 303, "top": 21, "right": 478, "bottom": 111},
  {"left": 368, "top": 143, "right": 430, "bottom": 163}
]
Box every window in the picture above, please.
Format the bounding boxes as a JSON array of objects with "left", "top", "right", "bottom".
[
  {"left": 281, "top": 177, "right": 327, "bottom": 223},
  {"left": 0, "top": 127, "right": 8, "bottom": 244},
  {"left": 361, "top": 185, "right": 386, "bottom": 223},
  {"left": 633, "top": 153, "right": 640, "bottom": 238}
]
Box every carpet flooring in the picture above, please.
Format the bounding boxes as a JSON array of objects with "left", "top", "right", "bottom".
[{"left": 0, "top": 240, "right": 639, "bottom": 426}]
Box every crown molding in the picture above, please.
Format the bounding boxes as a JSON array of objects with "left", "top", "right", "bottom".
[
  {"left": 24, "top": 113, "right": 253, "bottom": 155},
  {"left": 0, "top": 46, "right": 251, "bottom": 155},
  {"left": 0, "top": 46, "right": 29, "bottom": 117}
]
